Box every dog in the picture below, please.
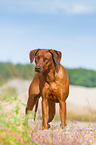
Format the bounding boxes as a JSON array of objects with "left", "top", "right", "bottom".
[{"left": 26, "top": 49, "right": 69, "bottom": 129}]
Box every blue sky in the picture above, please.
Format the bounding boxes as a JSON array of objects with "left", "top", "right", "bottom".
[{"left": 0, "top": 0, "right": 96, "bottom": 70}]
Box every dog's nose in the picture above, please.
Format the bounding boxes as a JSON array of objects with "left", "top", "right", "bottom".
[{"left": 35, "top": 66, "right": 41, "bottom": 72}]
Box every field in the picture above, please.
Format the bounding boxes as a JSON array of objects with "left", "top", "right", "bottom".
[{"left": 0, "top": 79, "right": 96, "bottom": 145}]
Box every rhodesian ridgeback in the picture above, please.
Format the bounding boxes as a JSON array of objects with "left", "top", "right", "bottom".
[{"left": 26, "top": 49, "right": 69, "bottom": 129}]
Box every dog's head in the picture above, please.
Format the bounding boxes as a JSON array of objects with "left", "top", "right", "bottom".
[{"left": 29, "top": 49, "right": 62, "bottom": 73}]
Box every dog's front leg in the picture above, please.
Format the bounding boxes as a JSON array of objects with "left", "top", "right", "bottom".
[
  {"left": 59, "top": 101, "right": 66, "bottom": 129},
  {"left": 42, "top": 97, "right": 49, "bottom": 130}
]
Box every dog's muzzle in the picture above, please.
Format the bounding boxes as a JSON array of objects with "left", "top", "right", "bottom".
[{"left": 35, "top": 66, "right": 41, "bottom": 72}]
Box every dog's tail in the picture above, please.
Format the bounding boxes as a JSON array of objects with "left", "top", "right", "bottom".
[{"left": 34, "top": 100, "right": 39, "bottom": 121}]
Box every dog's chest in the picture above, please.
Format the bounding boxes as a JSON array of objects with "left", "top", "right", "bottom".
[
  {"left": 46, "top": 82, "right": 60, "bottom": 102},
  {"left": 49, "top": 82, "right": 57, "bottom": 92}
]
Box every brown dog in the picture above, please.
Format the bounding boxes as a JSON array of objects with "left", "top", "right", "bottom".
[{"left": 26, "top": 49, "right": 69, "bottom": 129}]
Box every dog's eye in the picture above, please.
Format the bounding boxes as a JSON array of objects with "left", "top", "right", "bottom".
[
  {"left": 36, "top": 56, "right": 39, "bottom": 60},
  {"left": 35, "top": 56, "right": 39, "bottom": 63},
  {"left": 44, "top": 58, "right": 49, "bottom": 62}
]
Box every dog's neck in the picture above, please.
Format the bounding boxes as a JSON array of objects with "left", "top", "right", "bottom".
[
  {"left": 43, "top": 65, "right": 56, "bottom": 83},
  {"left": 46, "top": 68, "right": 55, "bottom": 82}
]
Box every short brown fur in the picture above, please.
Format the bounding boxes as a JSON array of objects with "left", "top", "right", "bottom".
[{"left": 26, "top": 49, "right": 69, "bottom": 129}]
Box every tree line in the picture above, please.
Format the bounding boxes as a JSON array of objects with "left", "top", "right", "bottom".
[{"left": 0, "top": 62, "right": 96, "bottom": 87}]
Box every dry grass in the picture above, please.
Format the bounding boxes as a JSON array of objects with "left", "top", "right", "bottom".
[
  {"left": 36, "top": 102, "right": 96, "bottom": 122},
  {"left": 0, "top": 87, "right": 17, "bottom": 101}
]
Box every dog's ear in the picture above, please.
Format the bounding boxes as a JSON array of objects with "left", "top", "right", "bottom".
[
  {"left": 29, "top": 49, "right": 40, "bottom": 63},
  {"left": 49, "top": 49, "right": 62, "bottom": 72}
]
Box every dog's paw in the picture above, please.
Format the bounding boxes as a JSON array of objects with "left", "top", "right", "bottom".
[{"left": 60, "top": 123, "right": 67, "bottom": 129}]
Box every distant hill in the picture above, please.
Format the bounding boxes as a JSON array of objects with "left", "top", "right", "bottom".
[
  {"left": 66, "top": 68, "right": 96, "bottom": 87},
  {"left": 0, "top": 62, "right": 96, "bottom": 87},
  {"left": 0, "top": 62, "right": 36, "bottom": 86}
]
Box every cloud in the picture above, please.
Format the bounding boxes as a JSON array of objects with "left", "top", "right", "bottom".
[
  {"left": 0, "top": 0, "right": 96, "bottom": 14},
  {"left": 55, "top": 2, "right": 96, "bottom": 14}
]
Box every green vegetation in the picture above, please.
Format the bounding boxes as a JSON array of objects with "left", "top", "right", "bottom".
[
  {"left": 66, "top": 68, "right": 96, "bottom": 87},
  {"left": 0, "top": 62, "right": 96, "bottom": 87},
  {"left": 0, "top": 62, "right": 36, "bottom": 86},
  {"left": 0, "top": 96, "right": 36, "bottom": 145}
]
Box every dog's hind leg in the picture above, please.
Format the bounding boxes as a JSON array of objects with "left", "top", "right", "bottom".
[
  {"left": 26, "top": 94, "right": 40, "bottom": 114},
  {"left": 25, "top": 73, "right": 40, "bottom": 115}
]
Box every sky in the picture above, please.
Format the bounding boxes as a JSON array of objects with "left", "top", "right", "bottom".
[{"left": 0, "top": 0, "right": 96, "bottom": 70}]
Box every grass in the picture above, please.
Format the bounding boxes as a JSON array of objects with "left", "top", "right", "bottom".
[{"left": 0, "top": 87, "right": 17, "bottom": 101}]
